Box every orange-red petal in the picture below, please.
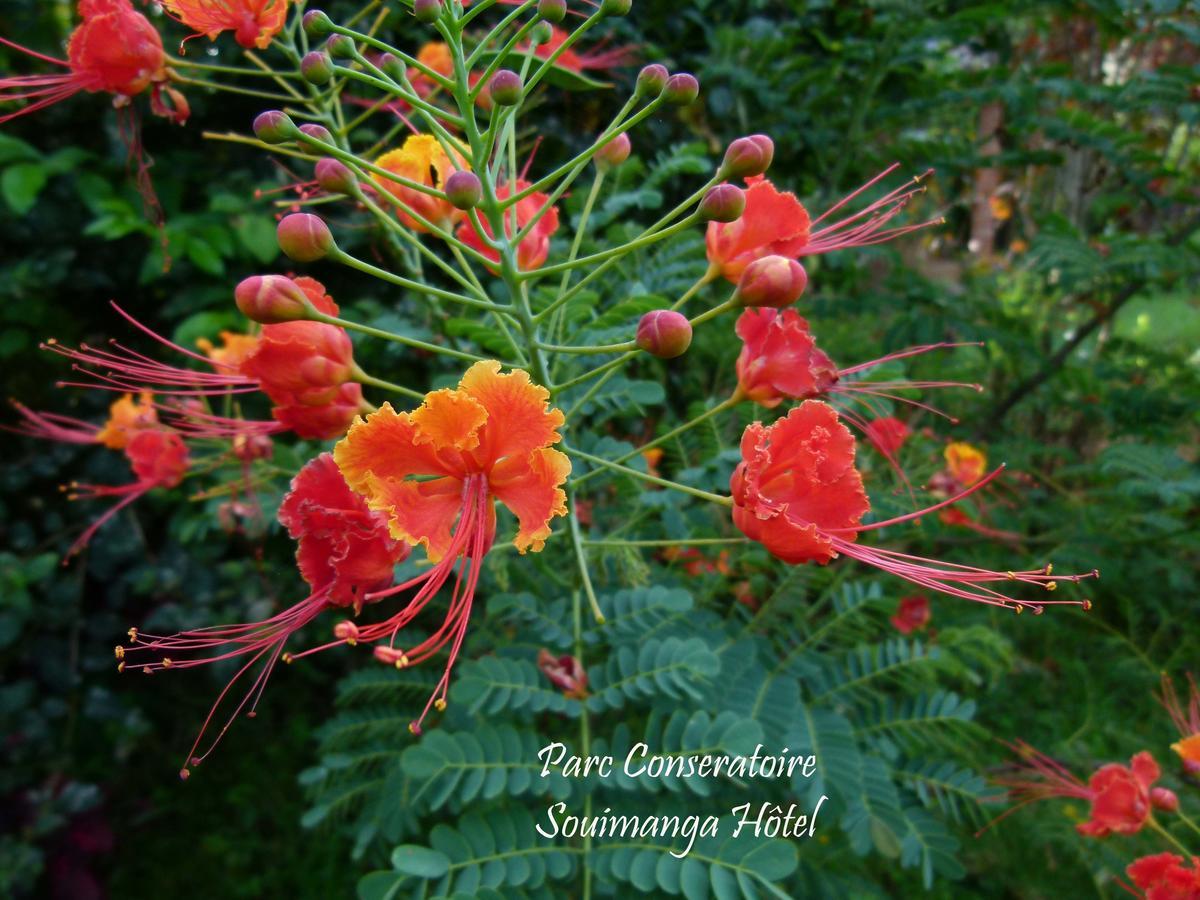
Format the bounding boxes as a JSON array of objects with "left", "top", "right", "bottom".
[
  {"left": 411, "top": 388, "right": 488, "bottom": 452},
  {"left": 458, "top": 360, "right": 565, "bottom": 468},
  {"left": 489, "top": 447, "right": 571, "bottom": 553},
  {"left": 360, "top": 473, "right": 464, "bottom": 562},
  {"left": 334, "top": 402, "right": 461, "bottom": 494}
]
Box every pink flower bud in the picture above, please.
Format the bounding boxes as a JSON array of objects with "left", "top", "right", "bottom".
[
  {"left": 1150, "top": 787, "right": 1179, "bottom": 813},
  {"left": 664, "top": 73, "right": 699, "bottom": 105},
  {"left": 300, "top": 51, "right": 333, "bottom": 85},
  {"left": 253, "top": 110, "right": 298, "bottom": 144},
  {"left": 529, "top": 21, "right": 554, "bottom": 45},
  {"left": 444, "top": 170, "right": 482, "bottom": 210},
  {"left": 277, "top": 213, "right": 335, "bottom": 262},
  {"left": 538, "top": 0, "right": 567, "bottom": 23},
  {"left": 699, "top": 183, "right": 746, "bottom": 223},
  {"left": 325, "top": 33, "right": 356, "bottom": 60},
  {"left": 302, "top": 10, "right": 334, "bottom": 38},
  {"left": 315, "top": 157, "right": 356, "bottom": 195},
  {"left": 413, "top": 0, "right": 441, "bottom": 23},
  {"left": 735, "top": 255, "right": 808, "bottom": 308},
  {"left": 234, "top": 275, "right": 315, "bottom": 324},
  {"left": 298, "top": 123, "right": 333, "bottom": 143},
  {"left": 636, "top": 310, "right": 692, "bottom": 358},
  {"left": 595, "top": 132, "right": 631, "bottom": 171},
  {"left": 720, "top": 134, "right": 775, "bottom": 179},
  {"left": 636, "top": 64, "right": 668, "bottom": 97},
  {"left": 489, "top": 69, "right": 523, "bottom": 106}
]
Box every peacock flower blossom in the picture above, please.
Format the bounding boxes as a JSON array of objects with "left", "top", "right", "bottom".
[
  {"left": 705, "top": 167, "right": 939, "bottom": 282},
  {"left": 65, "top": 428, "right": 189, "bottom": 558},
  {"left": 1158, "top": 673, "right": 1200, "bottom": 775},
  {"left": 455, "top": 179, "right": 561, "bottom": 271},
  {"left": 372, "top": 135, "right": 470, "bottom": 232},
  {"left": 160, "top": 0, "right": 289, "bottom": 50},
  {"left": 0, "top": 0, "right": 188, "bottom": 125},
  {"left": 196, "top": 331, "right": 260, "bottom": 370},
  {"left": 414, "top": 41, "right": 453, "bottom": 83},
  {"left": 119, "top": 453, "right": 409, "bottom": 778},
  {"left": 7, "top": 391, "right": 159, "bottom": 448},
  {"left": 990, "top": 741, "right": 1177, "bottom": 838},
  {"left": 538, "top": 649, "right": 588, "bottom": 699},
  {"left": 1126, "top": 853, "right": 1200, "bottom": 900},
  {"left": 864, "top": 416, "right": 910, "bottom": 457},
  {"left": 890, "top": 594, "right": 930, "bottom": 635},
  {"left": 730, "top": 400, "right": 1096, "bottom": 611},
  {"left": 945, "top": 441, "right": 987, "bottom": 487},
  {"left": 331, "top": 360, "right": 570, "bottom": 733},
  {"left": 523, "top": 26, "right": 637, "bottom": 74}
]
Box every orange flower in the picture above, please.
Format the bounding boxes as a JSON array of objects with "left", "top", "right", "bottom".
[
  {"left": 455, "top": 179, "right": 560, "bottom": 271},
  {"left": 945, "top": 441, "right": 986, "bottom": 487},
  {"left": 94, "top": 392, "right": 159, "bottom": 449},
  {"left": 1159, "top": 673, "right": 1200, "bottom": 775},
  {"left": 196, "top": 330, "right": 259, "bottom": 370},
  {"left": 417, "top": 41, "right": 453, "bottom": 79},
  {"left": 331, "top": 361, "right": 569, "bottom": 732},
  {"left": 373, "top": 135, "right": 469, "bottom": 232},
  {"left": 161, "top": 0, "right": 289, "bottom": 50}
]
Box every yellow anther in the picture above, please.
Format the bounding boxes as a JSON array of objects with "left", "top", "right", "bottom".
[
  {"left": 346, "top": 638, "right": 357, "bottom": 646},
  {"left": 1082, "top": 599, "right": 1093, "bottom": 611},
  {"left": 128, "top": 627, "right": 138, "bottom": 642},
  {"left": 434, "top": 698, "right": 447, "bottom": 712},
  {"left": 1045, "top": 563, "right": 1054, "bottom": 575},
  {"left": 161, "top": 658, "right": 173, "bottom": 668},
  {"left": 1006, "top": 571, "right": 1016, "bottom": 580},
  {"left": 114, "top": 645, "right": 125, "bottom": 660},
  {"left": 1014, "top": 605, "right": 1024, "bottom": 615},
  {"left": 1045, "top": 581, "right": 1057, "bottom": 592},
  {"left": 282, "top": 652, "right": 294, "bottom": 664},
  {"left": 407, "top": 723, "right": 418, "bottom": 734},
  {"left": 117, "top": 661, "right": 126, "bottom": 673}
]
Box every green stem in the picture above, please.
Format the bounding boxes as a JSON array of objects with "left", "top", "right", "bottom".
[
  {"left": 312, "top": 312, "right": 490, "bottom": 364},
  {"left": 330, "top": 247, "right": 505, "bottom": 311},
  {"left": 1176, "top": 809, "right": 1200, "bottom": 841},
  {"left": 563, "top": 364, "right": 620, "bottom": 420},
  {"left": 585, "top": 537, "right": 748, "bottom": 548},
  {"left": 351, "top": 366, "right": 424, "bottom": 400},
  {"left": 521, "top": 215, "right": 700, "bottom": 279},
  {"left": 1148, "top": 816, "right": 1196, "bottom": 857},
  {"left": 670, "top": 268, "right": 720, "bottom": 311},
  {"left": 553, "top": 351, "right": 636, "bottom": 395},
  {"left": 564, "top": 446, "right": 733, "bottom": 506},
  {"left": 688, "top": 295, "right": 741, "bottom": 328}
]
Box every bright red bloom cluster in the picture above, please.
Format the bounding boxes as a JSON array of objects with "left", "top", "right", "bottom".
[
  {"left": 1127, "top": 853, "right": 1200, "bottom": 900},
  {"left": 161, "top": 0, "right": 289, "bottom": 50}
]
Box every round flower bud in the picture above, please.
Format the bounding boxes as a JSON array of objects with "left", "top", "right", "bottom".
[
  {"left": 298, "top": 123, "right": 333, "bottom": 143},
  {"left": 529, "top": 21, "right": 554, "bottom": 44},
  {"left": 315, "top": 158, "right": 357, "bottom": 195},
  {"left": 444, "top": 170, "right": 482, "bottom": 210},
  {"left": 413, "top": 0, "right": 441, "bottom": 24},
  {"left": 326, "top": 34, "right": 356, "bottom": 60},
  {"left": 377, "top": 53, "right": 405, "bottom": 81},
  {"left": 663, "top": 73, "right": 699, "bottom": 105},
  {"left": 601, "top": 0, "right": 632, "bottom": 16},
  {"left": 635, "top": 64, "right": 668, "bottom": 97},
  {"left": 538, "top": 0, "right": 567, "bottom": 23},
  {"left": 300, "top": 51, "right": 334, "bottom": 85},
  {"left": 302, "top": 10, "right": 334, "bottom": 38},
  {"left": 636, "top": 310, "right": 692, "bottom": 359},
  {"left": 253, "top": 110, "right": 299, "bottom": 144},
  {"left": 235, "top": 274, "right": 315, "bottom": 324},
  {"left": 277, "top": 213, "right": 335, "bottom": 262},
  {"left": 720, "top": 134, "right": 775, "bottom": 179},
  {"left": 735, "top": 255, "right": 808, "bottom": 308},
  {"left": 595, "top": 132, "right": 631, "bottom": 171},
  {"left": 1151, "top": 787, "right": 1180, "bottom": 813},
  {"left": 489, "top": 69, "right": 523, "bottom": 106},
  {"left": 699, "top": 183, "right": 746, "bottom": 223}
]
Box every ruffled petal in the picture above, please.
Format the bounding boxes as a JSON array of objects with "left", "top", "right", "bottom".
[
  {"left": 489, "top": 448, "right": 570, "bottom": 553},
  {"left": 1131, "top": 751, "right": 1161, "bottom": 791},
  {"left": 360, "top": 473, "right": 465, "bottom": 563},
  {"left": 458, "top": 360, "right": 565, "bottom": 467},
  {"left": 334, "top": 402, "right": 462, "bottom": 495},
  {"left": 411, "top": 388, "right": 488, "bottom": 452}
]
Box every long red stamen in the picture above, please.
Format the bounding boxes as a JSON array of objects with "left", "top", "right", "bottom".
[
  {"left": 803, "top": 166, "right": 941, "bottom": 255},
  {"left": 4, "top": 400, "right": 100, "bottom": 443}
]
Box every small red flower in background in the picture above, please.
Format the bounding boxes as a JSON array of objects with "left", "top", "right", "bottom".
[
  {"left": 121, "top": 452, "right": 408, "bottom": 778},
  {"left": 890, "top": 594, "right": 930, "bottom": 635},
  {"left": 865, "top": 416, "right": 910, "bottom": 457},
  {"left": 1159, "top": 673, "right": 1200, "bottom": 775},
  {"left": 731, "top": 400, "right": 1095, "bottom": 610},
  {"left": 705, "top": 167, "right": 938, "bottom": 282},
  {"left": 538, "top": 649, "right": 588, "bottom": 699},
  {"left": 455, "top": 179, "right": 560, "bottom": 271},
  {"left": 661, "top": 546, "right": 731, "bottom": 576},
  {"left": 161, "top": 0, "right": 289, "bottom": 50},
  {"left": 1, "top": 0, "right": 188, "bottom": 125},
  {"left": 6, "top": 391, "right": 158, "bottom": 448},
  {"left": 991, "top": 741, "right": 1176, "bottom": 838},
  {"left": 524, "top": 26, "right": 637, "bottom": 75},
  {"left": 945, "top": 441, "right": 987, "bottom": 487},
  {"left": 1127, "top": 853, "right": 1200, "bottom": 900}
]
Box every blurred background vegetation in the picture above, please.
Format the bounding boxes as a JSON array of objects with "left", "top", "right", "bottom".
[{"left": 1, "top": 0, "right": 1197, "bottom": 897}]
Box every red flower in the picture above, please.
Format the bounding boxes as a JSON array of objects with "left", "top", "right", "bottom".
[
  {"left": 524, "top": 26, "right": 637, "bottom": 74},
  {"left": 864, "top": 417, "right": 910, "bottom": 457},
  {"left": 890, "top": 594, "right": 930, "bottom": 634},
  {"left": 1, "top": 0, "right": 187, "bottom": 125},
  {"left": 734, "top": 308, "right": 838, "bottom": 407},
  {"left": 705, "top": 168, "right": 938, "bottom": 283},
  {"left": 537, "top": 649, "right": 588, "bottom": 699},
  {"left": 161, "top": 0, "right": 289, "bottom": 50},
  {"left": 731, "top": 400, "right": 1096, "bottom": 610},
  {"left": 1127, "top": 853, "right": 1200, "bottom": 900},
  {"left": 455, "top": 179, "right": 560, "bottom": 271},
  {"left": 65, "top": 428, "right": 189, "bottom": 559},
  {"left": 121, "top": 452, "right": 408, "bottom": 778},
  {"left": 1158, "top": 673, "right": 1200, "bottom": 775}
]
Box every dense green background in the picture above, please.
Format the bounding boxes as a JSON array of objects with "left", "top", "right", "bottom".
[{"left": 1, "top": 0, "right": 1197, "bottom": 897}]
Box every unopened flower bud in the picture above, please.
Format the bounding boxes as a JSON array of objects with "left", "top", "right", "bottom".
[
  {"left": 298, "top": 123, "right": 333, "bottom": 143},
  {"left": 636, "top": 64, "right": 668, "bottom": 97},
  {"left": 699, "top": 183, "right": 745, "bottom": 222},
  {"left": 378, "top": 53, "right": 405, "bottom": 81},
  {"left": 601, "top": 0, "right": 632, "bottom": 16},
  {"left": 233, "top": 433, "right": 273, "bottom": 462},
  {"left": 595, "top": 132, "right": 631, "bottom": 171},
  {"left": 489, "top": 69, "right": 523, "bottom": 106},
  {"left": 277, "top": 213, "right": 335, "bottom": 262},
  {"left": 413, "top": 0, "right": 441, "bottom": 24},
  {"left": 444, "top": 170, "right": 482, "bottom": 210},
  {"left": 326, "top": 33, "right": 356, "bottom": 60},
  {"left": 1151, "top": 787, "right": 1179, "bottom": 813},
  {"left": 636, "top": 310, "right": 692, "bottom": 359},
  {"left": 720, "top": 134, "right": 775, "bottom": 179},
  {"left": 234, "top": 275, "right": 314, "bottom": 324},
  {"left": 735, "top": 255, "right": 808, "bottom": 308},
  {"left": 302, "top": 9, "right": 334, "bottom": 38},
  {"left": 538, "top": 0, "right": 567, "bottom": 23},
  {"left": 663, "top": 73, "right": 699, "bottom": 105},
  {"left": 253, "top": 110, "right": 299, "bottom": 144},
  {"left": 529, "top": 21, "right": 554, "bottom": 44},
  {"left": 315, "top": 157, "right": 356, "bottom": 195},
  {"left": 300, "top": 51, "right": 334, "bottom": 85}
]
